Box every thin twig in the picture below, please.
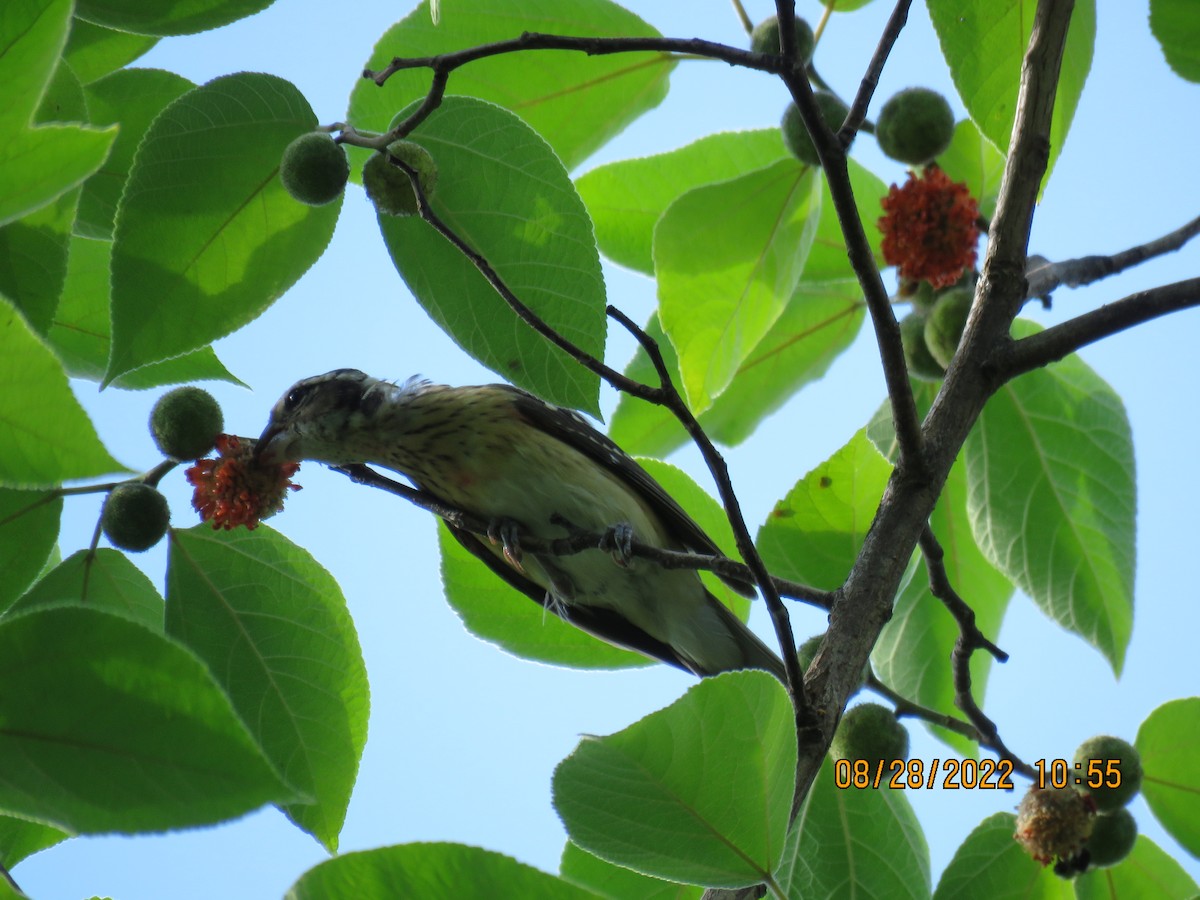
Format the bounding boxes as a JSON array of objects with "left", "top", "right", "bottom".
[
  {"left": 1025, "top": 213, "right": 1200, "bottom": 300},
  {"left": 333, "top": 463, "right": 832, "bottom": 609},
  {"left": 777, "top": 10, "right": 926, "bottom": 474},
  {"left": 365, "top": 33, "right": 782, "bottom": 87},
  {"left": 730, "top": 0, "right": 754, "bottom": 35},
  {"left": 917, "top": 528, "right": 1033, "bottom": 778},
  {"left": 841, "top": 0, "right": 913, "bottom": 141}
]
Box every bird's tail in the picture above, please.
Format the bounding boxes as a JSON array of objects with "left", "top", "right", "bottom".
[{"left": 697, "top": 591, "right": 789, "bottom": 683}]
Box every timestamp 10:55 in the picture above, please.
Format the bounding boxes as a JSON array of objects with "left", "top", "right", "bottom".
[{"left": 1035, "top": 758, "right": 1123, "bottom": 791}]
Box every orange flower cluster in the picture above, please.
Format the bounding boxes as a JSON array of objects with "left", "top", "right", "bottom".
[
  {"left": 879, "top": 167, "right": 980, "bottom": 289},
  {"left": 186, "top": 434, "right": 301, "bottom": 530}
]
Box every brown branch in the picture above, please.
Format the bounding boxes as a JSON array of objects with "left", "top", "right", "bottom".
[
  {"left": 995, "top": 277, "right": 1200, "bottom": 379},
  {"left": 1025, "top": 213, "right": 1200, "bottom": 300},
  {"left": 334, "top": 462, "right": 832, "bottom": 609},
  {"left": 364, "top": 32, "right": 782, "bottom": 88}
]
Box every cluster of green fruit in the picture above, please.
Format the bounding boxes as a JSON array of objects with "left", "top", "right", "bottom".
[
  {"left": 1015, "top": 735, "right": 1144, "bottom": 875},
  {"left": 899, "top": 278, "right": 975, "bottom": 380},
  {"left": 279, "top": 131, "right": 438, "bottom": 215},
  {"left": 755, "top": 14, "right": 955, "bottom": 169},
  {"left": 100, "top": 387, "right": 224, "bottom": 553}
]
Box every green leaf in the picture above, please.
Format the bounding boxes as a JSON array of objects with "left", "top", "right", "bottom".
[
  {"left": 63, "top": 16, "right": 158, "bottom": 84},
  {"left": 0, "top": 814, "right": 68, "bottom": 869},
  {"left": 106, "top": 72, "right": 340, "bottom": 384},
  {"left": 78, "top": 68, "right": 195, "bottom": 239},
  {"left": 560, "top": 841, "right": 701, "bottom": 900},
  {"left": 0, "top": 295, "right": 128, "bottom": 488},
  {"left": 74, "top": 0, "right": 277, "bottom": 37},
  {"left": 349, "top": 0, "right": 673, "bottom": 172},
  {"left": 376, "top": 96, "right": 605, "bottom": 414},
  {"left": 48, "top": 236, "right": 240, "bottom": 389},
  {"left": 1073, "top": 836, "right": 1199, "bottom": 898},
  {"left": 0, "top": 606, "right": 295, "bottom": 833},
  {"left": 36, "top": 58, "right": 88, "bottom": 124},
  {"left": 286, "top": 843, "right": 598, "bottom": 900},
  {"left": 440, "top": 459, "right": 748, "bottom": 670},
  {"left": 10, "top": 548, "right": 163, "bottom": 630},
  {"left": 965, "top": 321, "right": 1135, "bottom": 673},
  {"left": 757, "top": 430, "right": 892, "bottom": 590},
  {"left": 933, "top": 813, "right": 1071, "bottom": 899},
  {"left": 866, "top": 390, "right": 1014, "bottom": 755},
  {"left": 0, "top": 490, "right": 61, "bottom": 616},
  {"left": 1137, "top": 697, "right": 1200, "bottom": 858},
  {"left": 0, "top": 0, "right": 116, "bottom": 227},
  {"left": 610, "top": 160, "right": 884, "bottom": 456},
  {"left": 1150, "top": 0, "right": 1200, "bottom": 82},
  {"left": 553, "top": 671, "right": 795, "bottom": 888},
  {"left": 0, "top": 187, "right": 78, "bottom": 335},
  {"left": 778, "top": 758, "right": 930, "bottom": 899},
  {"left": 822, "top": 0, "right": 879, "bottom": 11},
  {"left": 576, "top": 129, "right": 789, "bottom": 275},
  {"left": 610, "top": 283, "right": 864, "bottom": 457},
  {"left": 927, "top": 0, "right": 1095, "bottom": 186},
  {"left": 167, "top": 525, "right": 369, "bottom": 852},
  {"left": 936, "top": 119, "right": 1006, "bottom": 220},
  {"left": 656, "top": 161, "right": 821, "bottom": 412}
]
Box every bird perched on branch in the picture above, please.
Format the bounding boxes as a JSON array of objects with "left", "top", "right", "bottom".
[{"left": 256, "top": 369, "right": 785, "bottom": 680}]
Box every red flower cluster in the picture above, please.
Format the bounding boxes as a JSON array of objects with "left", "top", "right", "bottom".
[
  {"left": 879, "top": 167, "right": 980, "bottom": 289},
  {"left": 186, "top": 434, "right": 301, "bottom": 530}
]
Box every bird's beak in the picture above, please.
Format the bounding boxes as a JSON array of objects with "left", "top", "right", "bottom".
[{"left": 254, "top": 422, "right": 288, "bottom": 465}]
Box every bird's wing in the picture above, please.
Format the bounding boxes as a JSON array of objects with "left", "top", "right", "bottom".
[
  {"left": 503, "top": 387, "right": 757, "bottom": 598},
  {"left": 445, "top": 523, "right": 696, "bottom": 673}
]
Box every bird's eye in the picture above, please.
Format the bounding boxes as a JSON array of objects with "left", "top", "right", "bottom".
[{"left": 283, "top": 384, "right": 310, "bottom": 412}]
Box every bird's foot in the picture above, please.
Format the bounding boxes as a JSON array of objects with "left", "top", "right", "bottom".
[
  {"left": 487, "top": 517, "right": 525, "bottom": 572},
  {"left": 599, "top": 522, "right": 635, "bottom": 568}
]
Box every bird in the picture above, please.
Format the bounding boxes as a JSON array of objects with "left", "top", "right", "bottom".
[{"left": 255, "top": 369, "right": 786, "bottom": 680}]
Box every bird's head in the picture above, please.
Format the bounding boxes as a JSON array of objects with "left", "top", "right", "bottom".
[{"left": 255, "top": 368, "right": 411, "bottom": 466}]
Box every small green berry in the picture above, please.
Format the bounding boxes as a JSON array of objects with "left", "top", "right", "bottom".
[
  {"left": 875, "top": 88, "right": 955, "bottom": 166},
  {"left": 279, "top": 132, "right": 349, "bottom": 206},
  {"left": 1073, "top": 736, "right": 1143, "bottom": 812},
  {"left": 750, "top": 15, "right": 815, "bottom": 63},
  {"left": 923, "top": 286, "right": 973, "bottom": 369},
  {"left": 101, "top": 483, "right": 170, "bottom": 553},
  {"left": 781, "top": 91, "right": 850, "bottom": 167},
  {"left": 150, "top": 386, "right": 223, "bottom": 462},
  {"left": 1085, "top": 808, "right": 1137, "bottom": 868},
  {"left": 831, "top": 703, "right": 908, "bottom": 766},
  {"left": 900, "top": 311, "right": 945, "bottom": 381},
  {"left": 362, "top": 140, "right": 439, "bottom": 217},
  {"left": 797, "top": 632, "right": 869, "bottom": 691}
]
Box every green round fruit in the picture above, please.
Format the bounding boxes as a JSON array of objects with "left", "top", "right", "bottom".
[
  {"left": 1085, "top": 808, "right": 1137, "bottom": 868},
  {"left": 750, "top": 15, "right": 815, "bottom": 63},
  {"left": 781, "top": 91, "right": 850, "bottom": 167},
  {"left": 875, "top": 87, "right": 955, "bottom": 166},
  {"left": 150, "top": 386, "right": 223, "bottom": 461},
  {"left": 924, "top": 287, "right": 972, "bottom": 369},
  {"left": 1074, "top": 736, "right": 1143, "bottom": 812},
  {"left": 101, "top": 483, "right": 170, "bottom": 553},
  {"left": 1014, "top": 786, "right": 1094, "bottom": 865},
  {"left": 362, "top": 140, "right": 438, "bottom": 216},
  {"left": 831, "top": 702, "right": 908, "bottom": 766},
  {"left": 900, "top": 311, "right": 945, "bottom": 381},
  {"left": 905, "top": 279, "right": 937, "bottom": 313},
  {"left": 279, "top": 132, "right": 349, "bottom": 206}
]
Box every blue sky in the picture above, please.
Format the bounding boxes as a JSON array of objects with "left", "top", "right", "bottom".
[{"left": 16, "top": 1, "right": 1200, "bottom": 897}]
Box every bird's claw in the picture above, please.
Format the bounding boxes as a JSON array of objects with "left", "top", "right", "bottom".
[
  {"left": 599, "top": 522, "right": 634, "bottom": 568},
  {"left": 487, "top": 517, "right": 525, "bottom": 572}
]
